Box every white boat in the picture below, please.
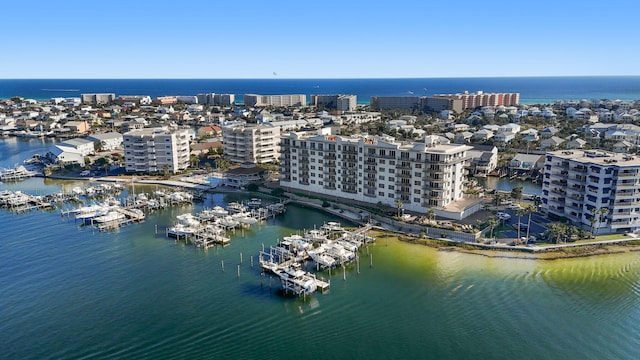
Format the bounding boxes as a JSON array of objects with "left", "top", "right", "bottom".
[
  {"left": 278, "top": 264, "right": 318, "bottom": 295},
  {"left": 75, "top": 205, "right": 110, "bottom": 222},
  {"left": 325, "top": 243, "right": 356, "bottom": 263},
  {"left": 246, "top": 198, "right": 262, "bottom": 208},
  {"left": 211, "top": 206, "right": 229, "bottom": 217},
  {"left": 337, "top": 240, "right": 359, "bottom": 252},
  {"left": 167, "top": 223, "right": 196, "bottom": 237},
  {"left": 237, "top": 216, "right": 258, "bottom": 225},
  {"left": 176, "top": 213, "right": 200, "bottom": 227},
  {"left": 218, "top": 216, "right": 239, "bottom": 228},
  {"left": 304, "top": 229, "right": 328, "bottom": 242},
  {"left": 93, "top": 211, "right": 126, "bottom": 223},
  {"left": 308, "top": 250, "right": 337, "bottom": 269},
  {"left": 320, "top": 221, "right": 344, "bottom": 232},
  {"left": 0, "top": 165, "right": 38, "bottom": 180},
  {"left": 226, "top": 202, "right": 246, "bottom": 214}
]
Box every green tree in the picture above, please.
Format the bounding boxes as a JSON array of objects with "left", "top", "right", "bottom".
[
  {"left": 215, "top": 158, "right": 231, "bottom": 172},
  {"left": 510, "top": 186, "right": 523, "bottom": 201},
  {"left": 487, "top": 216, "right": 498, "bottom": 240},
  {"left": 516, "top": 207, "right": 526, "bottom": 239},
  {"left": 427, "top": 208, "right": 436, "bottom": 224},
  {"left": 524, "top": 204, "right": 536, "bottom": 240},
  {"left": 190, "top": 154, "right": 200, "bottom": 168},
  {"left": 589, "top": 207, "right": 598, "bottom": 238},
  {"left": 395, "top": 200, "right": 404, "bottom": 219}
]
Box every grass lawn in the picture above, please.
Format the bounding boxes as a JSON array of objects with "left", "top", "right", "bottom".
[{"left": 594, "top": 234, "right": 630, "bottom": 241}]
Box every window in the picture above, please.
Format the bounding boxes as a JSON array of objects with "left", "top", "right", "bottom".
[
  {"left": 388, "top": 185, "right": 395, "bottom": 190},
  {"left": 388, "top": 193, "right": 394, "bottom": 198},
  {"left": 389, "top": 169, "right": 395, "bottom": 174},
  {"left": 379, "top": 191, "right": 385, "bottom": 196},
  {"left": 379, "top": 175, "right": 385, "bottom": 180},
  {"left": 379, "top": 184, "right": 385, "bottom": 188},
  {"left": 414, "top": 197, "right": 420, "bottom": 203}
]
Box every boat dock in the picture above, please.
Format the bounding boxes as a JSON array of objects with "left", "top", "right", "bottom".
[
  {"left": 256, "top": 222, "right": 375, "bottom": 297},
  {"left": 0, "top": 190, "right": 54, "bottom": 213}
]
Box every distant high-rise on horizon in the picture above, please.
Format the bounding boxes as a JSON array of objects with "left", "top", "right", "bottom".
[{"left": 432, "top": 90, "right": 520, "bottom": 109}]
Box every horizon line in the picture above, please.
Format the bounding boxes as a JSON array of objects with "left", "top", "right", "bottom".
[{"left": 2, "top": 75, "right": 640, "bottom": 81}]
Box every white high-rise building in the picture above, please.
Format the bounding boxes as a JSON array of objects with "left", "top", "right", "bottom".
[
  {"left": 542, "top": 149, "right": 640, "bottom": 234},
  {"left": 123, "top": 128, "right": 191, "bottom": 174},
  {"left": 280, "top": 132, "right": 472, "bottom": 217},
  {"left": 222, "top": 124, "right": 280, "bottom": 164},
  {"left": 243, "top": 94, "right": 306, "bottom": 107}
]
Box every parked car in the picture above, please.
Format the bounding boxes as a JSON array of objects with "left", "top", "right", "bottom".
[
  {"left": 497, "top": 212, "right": 511, "bottom": 221},
  {"left": 507, "top": 203, "right": 522, "bottom": 210}
]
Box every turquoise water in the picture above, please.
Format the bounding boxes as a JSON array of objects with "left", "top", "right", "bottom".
[{"left": 2, "top": 141, "right": 640, "bottom": 359}]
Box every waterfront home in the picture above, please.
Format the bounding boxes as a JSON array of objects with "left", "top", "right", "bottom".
[
  {"left": 466, "top": 145, "right": 498, "bottom": 176},
  {"left": 64, "top": 120, "right": 90, "bottom": 134},
  {"left": 86, "top": 132, "right": 123, "bottom": 151},
  {"left": 509, "top": 153, "right": 544, "bottom": 171}
]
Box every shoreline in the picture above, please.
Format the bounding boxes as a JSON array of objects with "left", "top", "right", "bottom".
[{"left": 40, "top": 173, "right": 640, "bottom": 260}]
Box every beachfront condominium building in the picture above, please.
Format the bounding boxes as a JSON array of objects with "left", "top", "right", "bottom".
[
  {"left": 196, "top": 93, "right": 236, "bottom": 106},
  {"left": 370, "top": 96, "right": 463, "bottom": 112},
  {"left": 432, "top": 91, "right": 520, "bottom": 110},
  {"left": 243, "top": 94, "right": 307, "bottom": 107},
  {"left": 123, "top": 128, "right": 191, "bottom": 174},
  {"left": 81, "top": 93, "right": 116, "bottom": 105},
  {"left": 541, "top": 149, "right": 640, "bottom": 235},
  {"left": 280, "top": 132, "right": 472, "bottom": 217},
  {"left": 310, "top": 94, "right": 357, "bottom": 111},
  {"left": 222, "top": 124, "right": 280, "bottom": 164}
]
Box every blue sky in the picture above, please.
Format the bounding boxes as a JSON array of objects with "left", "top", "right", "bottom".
[{"left": 1, "top": 0, "right": 638, "bottom": 79}]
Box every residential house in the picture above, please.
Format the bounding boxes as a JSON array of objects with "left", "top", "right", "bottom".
[
  {"left": 86, "top": 132, "right": 123, "bottom": 151},
  {"left": 510, "top": 153, "right": 544, "bottom": 171},
  {"left": 64, "top": 120, "right": 90, "bottom": 134},
  {"left": 472, "top": 129, "right": 494, "bottom": 141},
  {"left": 466, "top": 145, "right": 498, "bottom": 176},
  {"left": 566, "top": 138, "right": 587, "bottom": 149},
  {"left": 613, "top": 141, "right": 633, "bottom": 153},
  {"left": 540, "top": 136, "right": 565, "bottom": 151},
  {"left": 540, "top": 126, "right": 560, "bottom": 139}
]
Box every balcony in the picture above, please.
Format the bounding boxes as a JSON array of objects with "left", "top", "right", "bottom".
[{"left": 616, "top": 181, "right": 637, "bottom": 188}]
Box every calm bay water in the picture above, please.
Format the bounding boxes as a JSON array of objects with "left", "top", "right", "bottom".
[{"left": 2, "top": 142, "right": 640, "bottom": 359}]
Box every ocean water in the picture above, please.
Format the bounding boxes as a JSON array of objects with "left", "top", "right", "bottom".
[
  {"left": 2, "top": 140, "right": 640, "bottom": 359},
  {"left": 2, "top": 77, "right": 640, "bottom": 104}
]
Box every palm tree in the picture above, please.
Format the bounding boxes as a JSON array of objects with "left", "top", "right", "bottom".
[
  {"left": 487, "top": 216, "right": 498, "bottom": 240},
  {"left": 524, "top": 204, "right": 536, "bottom": 240},
  {"left": 395, "top": 200, "right": 404, "bottom": 219},
  {"left": 589, "top": 207, "right": 598, "bottom": 238},
  {"left": 427, "top": 208, "right": 436, "bottom": 224},
  {"left": 516, "top": 207, "right": 526, "bottom": 239},
  {"left": 598, "top": 207, "right": 610, "bottom": 235}
]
